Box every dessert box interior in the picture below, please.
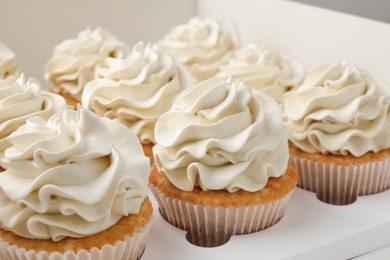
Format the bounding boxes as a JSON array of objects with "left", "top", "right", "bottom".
[
  {"left": 2, "top": 0, "right": 390, "bottom": 259},
  {"left": 143, "top": 1, "right": 390, "bottom": 259}
]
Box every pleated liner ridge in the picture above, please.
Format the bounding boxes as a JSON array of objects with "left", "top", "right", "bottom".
[
  {"left": 0, "top": 218, "right": 153, "bottom": 260},
  {"left": 150, "top": 184, "right": 294, "bottom": 247},
  {"left": 290, "top": 154, "right": 390, "bottom": 205}
]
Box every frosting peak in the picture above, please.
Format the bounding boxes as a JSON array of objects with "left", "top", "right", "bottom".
[
  {"left": 45, "top": 27, "right": 129, "bottom": 101},
  {"left": 154, "top": 77, "right": 289, "bottom": 192},
  {"left": 218, "top": 44, "right": 304, "bottom": 100},
  {"left": 0, "top": 75, "right": 67, "bottom": 154},
  {"left": 0, "top": 42, "right": 21, "bottom": 79},
  {"left": 283, "top": 60, "right": 390, "bottom": 156},
  {"left": 159, "top": 17, "right": 235, "bottom": 80},
  {"left": 82, "top": 41, "right": 197, "bottom": 144},
  {"left": 0, "top": 108, "right": 150, "bottom": 241}
]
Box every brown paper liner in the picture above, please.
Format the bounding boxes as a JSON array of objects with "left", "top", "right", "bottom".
[
  {"left": 150, "top": 184, "right": 294, "bottom": 247},
  {"left": 0, "top": 199, "right": 153, "bottom": 260},
  {"left": 49, "top": 88, "right": 78, "bottom": 109},
  {"left": 290, "top": 153, "right": 390, "bottom": 205}
]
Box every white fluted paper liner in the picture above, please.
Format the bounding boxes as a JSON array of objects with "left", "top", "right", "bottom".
[
  {"left": 0, "top": 218, "right": 153, "bottom": 260},
  {"left": 150, "top": 184, "right": 293, "bottom": 247},
  {"left": 290, "top": 154, "right": 390, "bottom": 205}
]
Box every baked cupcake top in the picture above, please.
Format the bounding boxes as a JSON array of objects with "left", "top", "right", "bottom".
[
  {"left": 0, "top": 107, "right": 150, "bottom": 241},
  {"left": 0, "top": 75, "right": 67, "bottom": 154},
  {"left": 44, "top": 27, "right": 129, "bottom": 101},
  {"left": 283, "top": 60, "right": 390, "bottom": 156},
  {"left": 159, "top": 17, "right": 235, "bottom": 80},
  {"left": 218, "top": 44, "right": 304, "bottom": 100},
  {"left": 82, "top": 42, "right": 197, "bottom": 144},
  {"left": 0, "top": 42, "right": 21, "bottom": 79},
  {"left": 153, "top": 77, "right": 289, "bottom": 192}
]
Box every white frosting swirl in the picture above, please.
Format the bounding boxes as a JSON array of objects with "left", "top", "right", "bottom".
[
  {"left": 45, "top": 28, "right": 129, "bottom": 101},
  {"left": 153, "top": 77, "right": 289, "bottom": 192},
  {"left": 159, "top": 17, "right": 235, "bottom": 80},
  {"left": 82, "top": 42, "right": 197, "bottom": 144},
  {"left": 0, "top": 108, "right": 150, "bottom": 241},
  {"left": 0, "top": 75, "right": 67, "bottom": 154},
  {"left": 283, "top": 61, "right": 390, "bottom": 156},
  {"left": 218, "top": 44, "right": 304, "bottom": 100},
  {"left": 0, "top": 42, "right": 21, "bottom": 79}
]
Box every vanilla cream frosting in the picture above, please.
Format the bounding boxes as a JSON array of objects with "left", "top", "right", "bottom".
[
  {"left": 159, "top": 17, "right": 235, "bottom": 80},
  {"left": 0, "top": 42, "right": 21, "bottom": 79},
  {"left": 218, "top": 44, "right": 304, "bottom": 100},
  {"left": 0, "top": 107, "right": 150, "bottom": 241},
  {"left": 0, "top": 75, "right": 67, "bottom": 154},
  {"left": 283, "top": 61, "right": 390, "bottom": 156},
  {"left": 45, "top": 27, "right": 129, "bottom": 101},
  {"left": 82, "top": 42, "right": 197, "bottom": 144},
  {"left": 153, "top": 77, "right": 289, "bottom": 192}
]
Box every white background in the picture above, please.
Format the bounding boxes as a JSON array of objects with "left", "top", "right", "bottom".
[{"left": 0, "top": 0, "right": 195, "bottom": 86}]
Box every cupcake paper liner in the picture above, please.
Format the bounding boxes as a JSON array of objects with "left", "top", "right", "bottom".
[
  {"left": 290, "top": 154, "right": 390, "bottom": 205},
  {"left": 150, "top": 183, "right": 294, "bottom": 247},
  {"left": 0, "top": 218, "right": 153, "bottom": 260}
]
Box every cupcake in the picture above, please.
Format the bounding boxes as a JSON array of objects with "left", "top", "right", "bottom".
[
  {"left": 0, "top": 42, "right": 21, "bottom": 79},
  {"left": 0, "top": 107, "right": 152, "bottom": 259},
  {"left": 0, "top": 74, "right": 67, "bottom": 166},
  {"left": 218, "top": 44, "right": 304, "bottom": 101},
  {"left": 159, "top": 17, "right": 235, "bottom": 81},
  {"left": 150, "top": 77, "right": 297, "bottom": 247},
  {"left": 44, "top": 27, "right": 129, "bottom": 108},
  {"left": 283, "top": 61, "right": 390, "bottom": 205},
  {"left": 82, "top": 42, "right": 197, "bottom": 162}
]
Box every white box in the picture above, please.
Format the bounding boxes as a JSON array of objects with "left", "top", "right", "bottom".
[{"left": 144, "top": 189, "right": 390, "bottom": 260}]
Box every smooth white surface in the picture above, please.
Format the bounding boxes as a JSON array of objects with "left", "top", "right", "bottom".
[
  {"left": 290, "top": 0, "right": 390, "bottom": 23},
  {"left": 144, "top": 188, "right": 390, "bottom": 260},
  {"left": 0, "top": 0, "right": 195, "bottom": 87},
  {"left": 356, "top": 245, "right": 390, "bottom": 260},
  {"left": 197, "top": 0, "right": 390, "bottom": 85}
]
